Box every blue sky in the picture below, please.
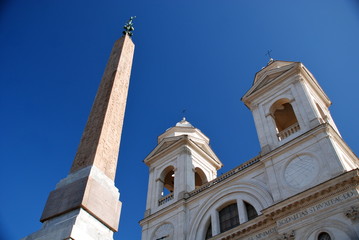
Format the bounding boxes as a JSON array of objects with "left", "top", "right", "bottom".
[{"left": 1, "top": 1, "right": 359, "bottom": 239}]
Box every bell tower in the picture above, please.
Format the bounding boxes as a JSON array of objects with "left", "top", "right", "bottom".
[
  {"left": 242, "top": 60, "right": 358, "bottom": 201},
  {"left": 141, "top": 118, "right": 222, "bottom": 240},
  {"left": 242, "top": 60, "right": 341, "bottom": 153}
]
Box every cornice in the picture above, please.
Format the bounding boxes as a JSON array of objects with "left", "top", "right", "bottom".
[
  {"left": 140, "top": 157, "right": 261, "bottom": 224},
  {"left": 186, "top": 156, "right": 261, "bottom": 199},
  {"left": 139, "top": 198, "right": 186, "bottom": 226},
  {"left": 144, "top": 135, "right": 222, "bottom": 168},
  {"left": 143, "top": 136, "right": 186, "bottom": 165},
  {"left": 157, "top": 126, "right": 210, "bottom": 144},
  {"left": 213, "top": 215, "right": 274, "bottom": 240},
  {"left": 242, "top": 63, "right": 331, "bottom": 110},
  {"left": 299, "top": 66, "right": 331, "bottom": 106},
  {"left": 262, "top": 169, "right": 359, "bottom": 218},
  {"left": 242, "top": 63, "right": 301, "bottom": 106},
  {"left": 260, "top": 123, "right": 338, "bottom": 161},
  {"left": 213, "top": 169, "right": 359, "bottom": 240}
]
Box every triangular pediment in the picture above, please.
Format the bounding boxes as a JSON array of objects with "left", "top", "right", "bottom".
[
  {"left": 144, "top": 135, "right": 222, "bottom": 169},
  {"left": 144, "top": 137, "right": 183, "bottom": 163},
  {"left": 190, "top": 140, "right": 222, "bottom": 168},
  {"left": 155, "top": 139, "right": 179, "bottom": 154},
  {"left": 255, "top": 70, "right": 288, "bottom": 90},
  {"left": 243, "top": 61, "right": 299, "bottom": 100}
]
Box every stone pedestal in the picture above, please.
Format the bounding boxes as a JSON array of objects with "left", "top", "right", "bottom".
[{"left": 22, "top": 167, "right": 120, "bottom": 240}]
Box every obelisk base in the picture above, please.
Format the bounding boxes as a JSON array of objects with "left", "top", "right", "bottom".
[
  {"left": 22, "top": 166, "right": 121, "bottom": 240},
  {"left": 21, "top": 208, "right": 114, "bottom": 240}
]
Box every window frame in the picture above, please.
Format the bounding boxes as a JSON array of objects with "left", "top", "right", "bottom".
[{"left": 218, "top": 202, "right": 240, "bottom": 233}]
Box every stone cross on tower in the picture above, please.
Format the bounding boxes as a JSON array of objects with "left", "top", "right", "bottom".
[{"left": 22, "top": 33, "right": 135, "bottom": 240}]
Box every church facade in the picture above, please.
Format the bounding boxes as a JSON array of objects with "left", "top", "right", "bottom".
[{"left": 139, "top": 60, "right": 359, "bottom": 240}]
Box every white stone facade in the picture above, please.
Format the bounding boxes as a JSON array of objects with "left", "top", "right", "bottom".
[{"left": 140, "top": 61, "right": 359, "bottom": 240}]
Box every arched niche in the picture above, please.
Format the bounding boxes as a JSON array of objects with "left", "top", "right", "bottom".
[
  {"left": 269, "top": 98, "right": 300, "bottom": 140},
  {"left": 195, "top": 167, "right": 208, "bottom": 188},
  {"left": 160, "top": 165, "right": 175, "bottom": 196},
  {"left": 270, "top": 99, "right": 299, "bottom": 132}
]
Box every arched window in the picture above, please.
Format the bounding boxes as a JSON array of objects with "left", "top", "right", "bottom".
[
  {"left": 162, "top": 169, "right": 175, "bottom": 195},
  {"left": 159, "top": 166, "right": 175, "bottom": 197},
  {"left": 219, "top": 203, "right": 239, "bottom": 233},
  {"left": 273, "top": 102, "right": 298, "bottom": 131},
  {"left": 195, "top": 168, "right": 207, "bottom": 188},
  {"left": 205, "top": 222, "right": 212, "bottom": 239},
  {"left": 270, "top": 99, "right": 300, "bottom": 140},
  {"left": 318, "top": 232, "right": 331, "bottom": 240},
  {"left": 244, "top": 201, "right": 258, "bottom": 221},
  {"left": 158, "top": 166, "right": 175, "bottom": 206}
]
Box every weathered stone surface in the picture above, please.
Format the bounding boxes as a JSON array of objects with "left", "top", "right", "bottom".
[
  {"left": 40, "top": 177, "right": 87, "bottom": 222},
  {"left": 23, "top": 34, "right": 134, "bottom": 240},
  {"left": 22, "top": 209, "right": 114, "bottom": 240},
  {"left": 70, "top": 34, "right": 135, "bottom": 180},
  {"left": 41, "top": 174, "right": 121, "bottom": 231},
  {"left": 82, "top": 175, "right": 121, "bottom": 231}
]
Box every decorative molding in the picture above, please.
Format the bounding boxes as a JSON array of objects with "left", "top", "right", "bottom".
[
  {"left": 278, "top": 230, "right": 295, "bottom": 240},
  {"left": 264, "top": 169, "right": 359, "bottom": 219},
  {"left": 297, "top": 75, "right": 304, "bottom": 82},
  {"left": 188, "top": 156, "right": 261, "bottom": 198},
  {"left": 158, "top": 193, "right": 174, "bottom": 206},
  {"left": 345, "top": 206, "right": 359, "bottom": 220},
  {"left": 154, "top": 223, "right": 174, "bottom": 239},
  {"left": 144, "top": 209, "right": 151, "bottom": 218},
  {"left": 182, "top": 146, "right": 192, "bottom": 155}
]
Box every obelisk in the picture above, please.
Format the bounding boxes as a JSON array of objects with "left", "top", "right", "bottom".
[{"left": 22, "top": 18, "right": 135, "bottom": 240}]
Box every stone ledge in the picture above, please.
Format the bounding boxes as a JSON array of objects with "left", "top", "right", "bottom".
[{"left": 41, "top": 175, "right": 121, "bottom": 231}]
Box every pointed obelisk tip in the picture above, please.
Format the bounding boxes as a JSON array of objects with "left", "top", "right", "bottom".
[{"left": 123, "top": 16, "right": 136, "bottom": 37}]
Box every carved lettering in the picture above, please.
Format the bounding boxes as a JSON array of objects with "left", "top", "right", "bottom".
[
  {"left": 247, "top": 227, "right": 277, "bottom": 240},
  {"left": 277, "top": 190, "right": 356, "bottom": 227}
]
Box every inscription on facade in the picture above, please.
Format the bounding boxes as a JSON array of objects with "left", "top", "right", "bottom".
[
  {"left": 247, "top": 227, "right": 277, "bottom": 240},
  {"left": 277, "top": 190, "right": 356, "bottom": 227}
]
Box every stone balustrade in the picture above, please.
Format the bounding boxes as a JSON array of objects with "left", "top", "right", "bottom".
[
  {"left": 277, "top": 122, "right": 300, "bottom": 141},
  {"left": 155, "top": 156, "right": 261, "bottom": 205},
  {"left": 188, "top": 156, "right": 261, "bottom": 198},
  {"left": 158, "top": 193, "right": 174, "bottom": 206}
]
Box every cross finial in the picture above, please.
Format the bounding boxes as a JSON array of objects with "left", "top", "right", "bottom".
[
  {"left": 123, "top": 16, "right": 136, "bottom": 37},
  {"left": 265, "top": 50, "right": 274, "bottom": 65},
  {"left": 182, "top": 109, "right": 186, "bottom": 121}
]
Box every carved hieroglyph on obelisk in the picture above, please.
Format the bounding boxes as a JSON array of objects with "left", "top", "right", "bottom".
[{"left": 22, "top": 26, "right": 135, "bottom": 240}]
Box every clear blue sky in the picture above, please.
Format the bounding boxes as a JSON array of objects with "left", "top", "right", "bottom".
[{"left": 1, "top": 1, "right": 358, "bottom": 239}]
